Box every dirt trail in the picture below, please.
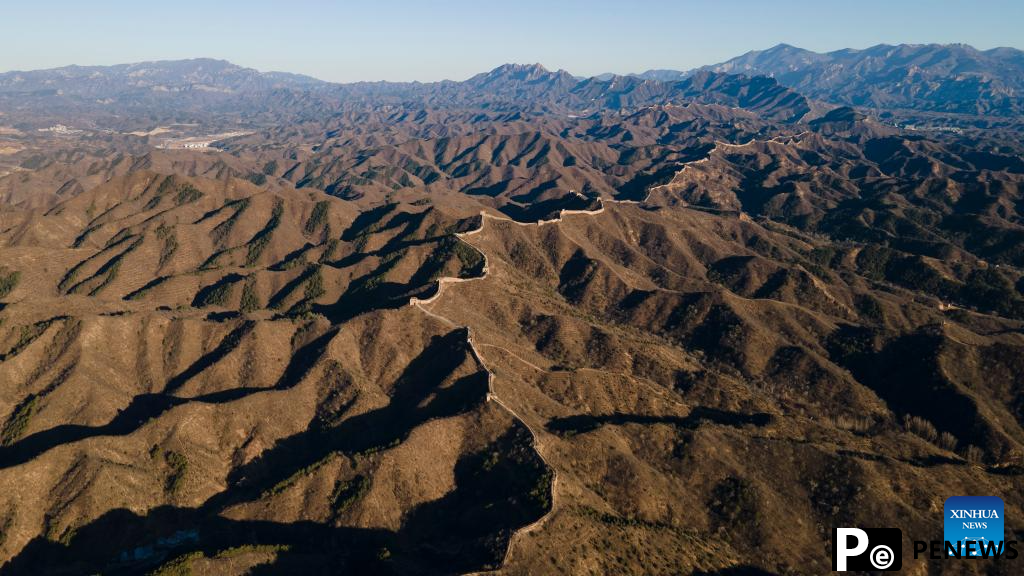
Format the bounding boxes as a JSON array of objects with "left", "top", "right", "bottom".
[{"left": 475, "top": 343, "right": 546, "bottom": 373}]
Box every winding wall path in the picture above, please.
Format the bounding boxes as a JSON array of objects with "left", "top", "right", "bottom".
[{"left": 405, "top": 130, "right": 806, "bottom": 573}]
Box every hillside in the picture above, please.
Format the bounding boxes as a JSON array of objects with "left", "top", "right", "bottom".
[{"left": 0, "top": 55, "right": 1022, "bottom": 575}]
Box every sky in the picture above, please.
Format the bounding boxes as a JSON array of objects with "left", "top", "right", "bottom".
[{"left": 2, "top": 0, "right": 1022, "bottom": 82}]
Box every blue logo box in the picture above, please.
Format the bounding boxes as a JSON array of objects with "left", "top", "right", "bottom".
[{"left": 944, "top": 496, "right": 1004, "bottom": 556}]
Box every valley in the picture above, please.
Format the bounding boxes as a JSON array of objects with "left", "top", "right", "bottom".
[{"left": 0, "top": 45, "right": 1022, "bottom": 574}]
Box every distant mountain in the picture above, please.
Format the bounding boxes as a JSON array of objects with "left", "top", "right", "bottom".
[
  {"left": 9, "top": 45, "right": 1023, "bottom": 121},
  {"left": 702, "top": 43, "right": 830, "bottom": 76},
  {"left": 462, "top": 63, "right": 578, "bottom": 97},
  {"left": 671, "top": 71, "right": 818, "bottom": 122},
  {"left": 571, "top": 71, "right": 818, "bottom": 122},
  {"left": 633, "top": 69, "right": 687, "bottom": 82},
  {"left": 0, "top": 60, "right": 820, "bottom": 128},
  {"left": 697, "top": 43, "right": 1024, "bottom": 115},
  {"left": 0, "top": 59, "right": 338, "bottom": 130},
  {"left": 0, "top": 58, "right": 326, "bottom": 96}
]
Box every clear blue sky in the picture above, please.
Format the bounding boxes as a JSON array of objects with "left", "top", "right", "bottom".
[{"left": 3, "top": 0, "right": 1021, "bottom": 82}]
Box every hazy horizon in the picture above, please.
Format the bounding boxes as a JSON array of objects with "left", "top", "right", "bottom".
[
  {"left": 2, "top": 0, "right": 1022, "bottom": 83},
  {"left": 2, "top": 40, "right": 1023, "bottom": 84}
]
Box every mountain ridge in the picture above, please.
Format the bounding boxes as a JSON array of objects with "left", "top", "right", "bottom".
[
  {"left": 7, "top": 41, "right": 1021, "bottom": 124},
  {"left": 0, "top": 59, "right": 822, "bottom": 129},
  {"left": 1, "top": 42, "right": 1023, "bottom": 575},
  {"left": 695, "top": 42, "right": 1024, "bottom": 115}
]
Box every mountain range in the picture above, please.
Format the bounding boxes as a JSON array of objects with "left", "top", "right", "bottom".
[
  {"left": 3, "top": 42, "right": 1023, "bottom": 129},
  {"left": 636, "top": 43, "right": 1024, "bottom": 116},
  {"left": 0, "top": 43, "right": 1022, "bottom": 575},
  {"left": 0, "top": 59, "right": 823, "bottom": 130}
]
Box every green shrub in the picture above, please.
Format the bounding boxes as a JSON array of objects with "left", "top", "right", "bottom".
[
  {"left": 320, "top": 238, "right": 340, "bottom": 263},
  {"left": 264, "top": 453, "right": 333, "bottom": 497},
  {"left": 855, "top": 245, "right": 893, "bottom": 281},
  {"left": 239, "top": 276, "right": 260, "bottom": 313},
  {"left": 807, "top": 246, "right": 839, "bottom": 267},
  {"left": 174, "top": 183, "right": 203, "bottom": 206},
  {"left": 58, "top": 260, "right": 86, "bottom": 292},
  {"left": 106, "top": 228, "right": 133, "bottom": 248},
  {"left": 305, "top": 201, "right": 329, "bottom": 235},
  {"left": 164, "top": 451, "right": 189, "bottom": 496},
  {"left": 156, "top": 224, "right": 179, "bottom": 268},
  {"left": 304, "top": 266, "right": 325, "bottom": 301},
  {"left": 962, "top": 268, "right": 1022, "bottom": 318},
  {"left": 69, "top": 236, "right": 143, "bottom": 296},
  {"left": 87, "top": 259, "right": 121, "bottom": 296},
  {"left": 854, "top": 294, "right": 884, "bottom": 323},
  {"left": 454, "top": 240, "right": 485, "bottom": 275},
  {"left": 148, "top": 551, "right": 202, "bottom": 576},
  {"left": 529, "top": 469, "right": 554, "bottom": 510},
  {"left": 708, "top": 476, "right": 760, "bottom": 533},
  {"left": 213, "top": 544, "right": 291, "bottom": 559},
  {"left": 1, "top": 395, "right": 41, "bottom": 446},
  {"left": 211, "top": 197, "right": 252, "bottom": 245},
  {"left": 1, "top": 320, "right": 55, "bottom": 361},
  {"left": 331, "top": 475, "right": 369, "bottom": 514},
  {"left": 245, "top": 200, "right": 284, "bottom": 267},
  {"left": 193, "top": 276, "right": 240, "bottom": 308},
  {"left": 0, "top": 269, "right": 20, "bottom": 299},
  {"left": 0, "top": 516, "right": 12, "bottom": 548}
]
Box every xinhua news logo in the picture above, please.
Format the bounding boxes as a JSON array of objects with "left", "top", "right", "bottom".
[
  {"left": 833, "top": 495, "right": 1020, "bottom": 571},
  {"left": 832, "top": 528, "right": 902, "bottom": 571},
  {"left": 944, "top": 496, "right": 1003, "bottom": 557}
]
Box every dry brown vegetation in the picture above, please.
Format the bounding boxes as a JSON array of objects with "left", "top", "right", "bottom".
[{"left": 0, "top": 62, "right": 1022, "bottom": 575}]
